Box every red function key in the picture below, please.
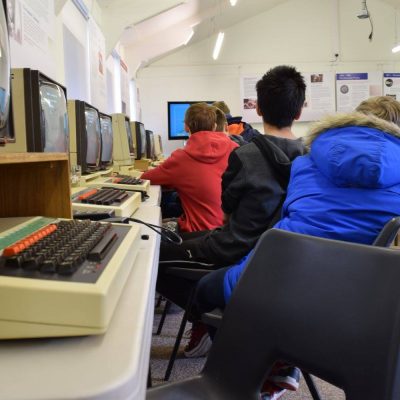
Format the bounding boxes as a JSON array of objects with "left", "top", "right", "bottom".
[
  {"left": 2, "top": 224, "right": 58, "bottom": 257},
  {"left": 78, "top": 189, "right": 98, "bottom": 201},
  {"left": 112, "top": 178, "right": 122, "bottom": 183}
]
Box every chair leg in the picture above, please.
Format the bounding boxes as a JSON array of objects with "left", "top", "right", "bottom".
[
  {"left": 164, "top": 307, "right": 189, "bottom": 381},
  {"left": 156, "top": 300, "right": 171, "bottom": 336},
  {"left": 155, "top": 294, "right": 163, "bottom": 308},
  {"left": 302, "top": 371, "right": 322, "bottom": 400},
  {"left": 147, "top": 365, "right": 152, "bottom": 388}
]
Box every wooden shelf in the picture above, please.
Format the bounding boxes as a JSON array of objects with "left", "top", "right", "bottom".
[{"left": 0, "top": 153, "right": 72, "bottom": 219}]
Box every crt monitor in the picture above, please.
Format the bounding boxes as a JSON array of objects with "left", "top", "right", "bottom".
[
  {"left": 154, "top": 134, "right": 163, "bottom": 159},
  {"left": 0, "top": 0, "right": 10, "bottom": 146},
  {"left": 125, "top": 116, "right": 135, "bottom": 157},
  {"left": 111, "top": 113, "right": 135, "bottom": 166},
  {"left": 1, "top": 69, "right": 69, "bottom": 153},
  {"left": 99, "top": 112, "right": 113, "bottom": 168},
  {"left": 167, "top": 101, "right": 215, "bottom": 140},
  {"left": 145, "top": 129, "right": 155, "bottom": 160},
  {"left": 130, "top": 121, "right": 146, "bottom": 160},
  {"left": 68, "top": 100, "right": 101, "bottom": 174}
]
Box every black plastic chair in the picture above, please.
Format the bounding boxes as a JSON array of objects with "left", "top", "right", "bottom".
[
  {"left": 148, "top": 228, "right": 400, "bottom": 399},
  {"left": 201, "top": 216, "right": 400, "bottom": 399}
]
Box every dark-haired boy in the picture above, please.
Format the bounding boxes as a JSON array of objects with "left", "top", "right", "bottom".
[{"left": 158, "top": 66, "right": 307, "bottom": 361}]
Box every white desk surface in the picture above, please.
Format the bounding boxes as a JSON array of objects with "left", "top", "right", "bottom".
[
  {"left": 0, "top": 206, "right": 161, "bottom": 400},
  {"left": 143, "top": 185, "right": 161, "bottom": 207}
]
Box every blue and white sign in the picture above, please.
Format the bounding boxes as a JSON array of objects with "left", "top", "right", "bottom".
[
  {"left": 336, "top": 72, "right": 382, "bottom": 113},
  {"left": 383, "top": 73, "right": 400, "bottom": 100}
]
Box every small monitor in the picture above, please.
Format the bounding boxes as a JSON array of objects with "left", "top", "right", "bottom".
[
  {"left": 111, "top": 113, "right": 135, "bottom": 166},
  {"left": 130, "top": 121, "right": 146, "bottom": 160},
  {"left": 39, "top": 78, "right": 69, "bottom": 152},
  {"left": 145, "top": 130, "right": 155, "bottom": 160},
  {"left": 1, "top": 69, "right": 69, "bottom": 153},
  {"left": 0, "top": 0, "right": 10, "bottom": 146},
  {"left": 167, "top": 101, "right": 215, "bottom": 140},
  {"left": 154, "top": 134, "right": 163, "bottom": 159},
  {"left": 125, "top": 117, "right": 135, "bottom": 157},
  {"left": 68, "top": 100, "right": 101, "bottom": 174},
  {"left": 99, "top": 112, "right": 113, "bottom": 167}
]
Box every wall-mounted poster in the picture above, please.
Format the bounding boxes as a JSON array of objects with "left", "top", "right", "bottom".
[
  {"left": 300, "top": 72, "right": 336, "bottom": 121},
  {"left": 336, "top": 72, "right": 382, "bottom": 113},
  {"left": 240, "top": 76, "right": 261, "bottom": 123},
  {"left": 383, "top": 73, "right": 400, "bottom": 100}
]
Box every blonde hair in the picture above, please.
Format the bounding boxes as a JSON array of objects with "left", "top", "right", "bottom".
[
  {"left": 185, "top": 103, "right": 216, "bottom": 133},
  {"left": 356, "top": 96, "right": 400, "bottom": 127},
  {"left": 214, "top": 107, "right": 228, "bottom": 132},
  {"left": 212, "top": 101, "right": 231, "bottom": 115}
]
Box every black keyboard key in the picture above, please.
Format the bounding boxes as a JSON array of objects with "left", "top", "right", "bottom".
[{"left": 88, "top": 230, "right": 118, "bottom": 261}]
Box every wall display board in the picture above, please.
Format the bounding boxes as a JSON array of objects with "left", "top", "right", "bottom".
[
  {"left": 300, "top": 72, "right": 336, "bottom": 121},
  {"left": 88, "top": 18, "right": 106, "bottom": 112},
  {"left": 336, "top": 72, "right": 382, "bottom": 113},
  {"left": 120, "top": 59, "right": 129, "bottom": 116},
  {"left": 240, "top": 76, "right": 262, "bottom": 123},
  {"left": 7, "top": 0, "right": 55, "bottom": 76},
  {"left": 383, "top": 73, "right": 400, "bottom": 100}
]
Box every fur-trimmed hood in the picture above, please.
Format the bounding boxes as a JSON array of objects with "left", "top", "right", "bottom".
[
  {"left": 305, "top": 112, "right": 400, "bottom": 189},
  {"left": 306, "top": 112, "right": 400, "bottom": 145}
]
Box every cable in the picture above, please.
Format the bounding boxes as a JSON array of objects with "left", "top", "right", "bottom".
[
  {"left": 128, "top": 217, "right": 183, "bottom": 245},
  {"left": 365, "top": 1, "right": 373, "bottom": 41}
]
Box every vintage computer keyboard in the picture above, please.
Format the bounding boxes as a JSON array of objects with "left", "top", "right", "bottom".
[
  {"left": 71, "top": 187, "right": 141, "bottom": 217},
  {"left": 87, "top": 176, "right": 150, "bottom": 193},
  {"left": 0, "top": 216, "right": 141, "bottom": 339}
]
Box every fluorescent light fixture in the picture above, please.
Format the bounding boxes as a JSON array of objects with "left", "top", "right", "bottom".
[
  {"left": 392, "top": 45, "right": 400, "bottom": 53},
  {"left": 184, "top": 30, "right": 194, "bottom": 45},
  {"left": 213, "top": 32, "right": 224, "bottom": 60},
  {"left": 230, "top": 0, "right": 238, "bottom": 6}
]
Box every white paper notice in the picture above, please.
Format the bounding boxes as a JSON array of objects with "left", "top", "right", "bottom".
[
  {"left": 383, "top": 73, "right": 400, "bottom": 100},
  {"left": 240, "top": 76, "right": 262, "bottom": 123},
  {"left": 336, "top": 72, "right": 383, "bottom": 113},
  {"left": 300, "top": 72, "right": 336, "bottom": 121}
]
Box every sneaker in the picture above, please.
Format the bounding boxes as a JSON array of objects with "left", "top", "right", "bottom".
[
  {"left": 183, "top": 322, "right": 212, "bottom": 358},
  {"left": 267, "top": 365, "right": 301, "bottom": 391},
  {"left": 260, "top": 381, "right": 287, "bottom": 400}
]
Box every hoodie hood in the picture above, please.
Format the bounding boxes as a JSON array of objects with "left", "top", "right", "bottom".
[
  {"left": 308, "top": 112, "right": 400, "bottom": 188},
  {"left": 184, "top": 131, "right": 237, "bottom": 164},
  {"left": 253, "top": 134, "right": 307, "bottom": 184}
]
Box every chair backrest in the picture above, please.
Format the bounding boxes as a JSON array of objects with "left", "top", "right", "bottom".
[
  {"left": 202, "top": 229, "right": 400, "bottom": 400},
  {"left": 372, "top": 217, "right": 400, "bottom": 247}
]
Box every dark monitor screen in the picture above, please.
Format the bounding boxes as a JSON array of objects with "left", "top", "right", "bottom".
[
  {"left": 100, "top": 114, "right": 113, "bottom": 165},
  {"left": 146, "top": 130, "right": 155, "bottom": 160},
  {"left": 39, "top": 80, "right": 69, "bottom": 152},
  {"left": 84, "top": 105, "right": 101, "bottom": 167},
  {"left": 168, "top": 101, "right": 215, "bottom": 140},
  {"left": 139, "top": 122, "right": 146, "bottom": 157},
  {"left": 0, "top": 0, "right": 11, "bottom": 143},
  {"left": 125, "top": 118, "right": 135, "bottom": 156}
]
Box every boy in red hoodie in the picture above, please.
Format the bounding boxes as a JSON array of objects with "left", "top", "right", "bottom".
[{"left": 142, "top": 103, "right": 238, "bottom": 232}]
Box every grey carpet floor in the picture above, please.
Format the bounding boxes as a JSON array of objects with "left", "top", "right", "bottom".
[{"left": 150, "top": 301, "right": 345, "bottom": 399}]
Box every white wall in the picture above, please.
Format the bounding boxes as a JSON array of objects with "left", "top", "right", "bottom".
[{"left": 137, "top": 0, "right": 400, "bottom": 156}]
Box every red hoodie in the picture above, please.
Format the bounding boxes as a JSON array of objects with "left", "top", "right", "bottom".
[{"left": 142, "top": 131, "right": 238, "bottom": 232}]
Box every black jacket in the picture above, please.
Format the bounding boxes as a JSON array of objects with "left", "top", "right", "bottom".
[{"left": 196, "top": 134, "right": 306, "bottom": 266}]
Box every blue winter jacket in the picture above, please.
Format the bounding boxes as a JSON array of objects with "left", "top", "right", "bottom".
[{"left": 223, "top": 113, "right": 400, "bottom": 302}]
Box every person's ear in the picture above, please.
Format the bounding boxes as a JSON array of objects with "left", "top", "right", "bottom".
[
  {"left": 213, "top": 123, "right": 217, "bottom": 131},
  {"left": 256, "top": 102, "right": 262, "bottom": 117},
  {"left": 184, "top": 123, "right": 190, "bottom": 133},
  {"left": 294, "top": 109, "right": 303, "bottom": 121}
]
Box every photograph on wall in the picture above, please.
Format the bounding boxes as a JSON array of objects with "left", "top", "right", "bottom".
[
  {"left": 383, "top": 73, "right": 400, "bottom": 100},
  {"left": 336, "top": 72, "right": 382, "bottom": 113},
  {"left": 300, "top": 72, "right": 335, "bottom": 121},
  {"left": 240, "top": 76, "right": 262, "bottom": 123}
]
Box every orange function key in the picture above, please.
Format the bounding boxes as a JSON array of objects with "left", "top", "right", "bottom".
[
  {"left": 112, "top": 178, "right": 122, "bottom": 183},
  {"left": 78, "top": 189, "right": 98, "bottom": 201}
]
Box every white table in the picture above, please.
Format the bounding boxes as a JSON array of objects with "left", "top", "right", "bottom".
[
  {"left": 0, "top": 206, "right": 161, "bottom": 400},
  {"left": 143, "top": 185, "right": 161, "bottom": 207}
]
